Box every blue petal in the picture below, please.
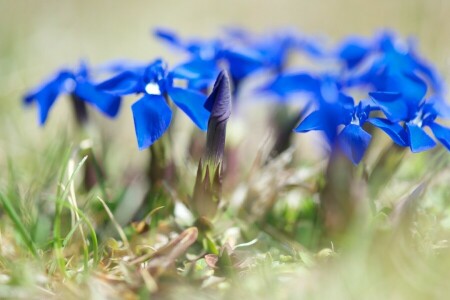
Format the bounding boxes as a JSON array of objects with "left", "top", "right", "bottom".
[
  {"left": 367, "top": 118, "right": 408, "bottom": 146},
  {"left": 96, "top": 59, "right": 147, "bottom": 74},
  {"left": 171, "top": 59, "right": 219, "bottom": 90},
  {"left": 220, "top": 48, "right": 264, "bottom": 80},
  {"left": 412, "top": 54, "right": 444, "bottom": 94},
  {"left": 369, "top": 91, "right": 408, "bottom": 121},
  {"left": 337, "top": 38, "right": 371, "bottom": 69},
  {"left": 167, "top": 87, "right": 210, "bottom": 131},
  {"left": 131, "top": 95, "right": 172, "bottom": 150},
  {"left": 172, "top": 59, "right": 218, "bottom": 79},
  {"left": 294, "top": 110, "right": 323, "bottom": 132},
  {"left": 97, "top": 71, "right": 143, "bottom": 96},
  {"left": 425, "top": 96, "right": 450, "bottom": 119},
  {"left": 264, "top": 73, "right": 320, "bottom": 97},
  {"left": 384, "top": 72, "right": 427, "bottom": 108},
  {"left": 338, "top": 124, "right": 372, "bottom": 165},
  {"left": 75, "top": 82, "right": 121, "bottom": 118},
  {"left": 295, "top": 37, "right": 327, "bottom": 58},
  {"left": 405, "top": 122, "right": 436, "bottom": 152},
  {"left": 428, "top": 122, "right": 450, "bottom": 151},
  {"left": 24, "top": 71, "right": 74, "bottom": 125},
  {"left": 153, "top": 28, "right": 182, "bottom": 47}
]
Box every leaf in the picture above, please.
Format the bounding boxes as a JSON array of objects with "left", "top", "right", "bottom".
[{"left": 146, "top": 227, "right": 199, "bottom": 277}]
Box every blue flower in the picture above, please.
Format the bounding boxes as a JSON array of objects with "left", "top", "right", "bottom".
[
  {"left": 294, "top": 91, "right": 376, "bottom": 164},
  {"left": 97, "top": 59, "right": 210, "bottom": 150},
  {"left": 24, "top": 61, "right": 121, "bottom": 125},
  {"left": 369, "top": 91, "right": 450, "bottom": 153},
  {"left": 345, "top": 31, "right": 444, "bottom": 97},
  {"left": 262, "top": 71, "right": 326, "bottom": 99},
  {"left": 154, "top": 28, "right": 288, "bottom": 91},
  {"left": 224, "top": 27, "right": 326, "bottom": 66}
]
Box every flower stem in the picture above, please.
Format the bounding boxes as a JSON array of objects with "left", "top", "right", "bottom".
[{"left": 70, "top": 93, "right": 89, "bottom": 127}]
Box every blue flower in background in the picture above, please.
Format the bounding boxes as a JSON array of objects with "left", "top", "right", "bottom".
[
  {"left": 262, "top": 71, "right": 329, "bottom": 99},
  {"left": 223, "top": 27, "right": 326, "bottom": 72},
  {"left": 336, "top": 36, "right": 376, "bottom": 70},
  {"left": 154, "top": 28, "right": 299, "bottom": 91},
  {"left": 261, "top": 29, "right": 450, "bottom": 163},
  {"left": 23, "top": 27, "right": 449, "bottom": 164},
  {"left": 295, "top": 91, "right": 375, "bottom": 164},
  {"left": 97, "top": 59, "right": 210, "bottom": 150},
  {"left": 345, "top": 31, "right": 444, "bottom": 96},
  {"left": 24, "top": 61, "right": 121, "bottom": 125},
  {"left": 369, "top": 90, "right": 450, "bottom": 153},
  {"left": 266, "top": 69, "right": 369, "bottom": 164},
  {"left": 154, "top": 28, "right": 261, "bottom": 87}
]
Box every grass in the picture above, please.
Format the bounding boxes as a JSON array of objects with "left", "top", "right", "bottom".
[{"left": 0, "top": 124, "right": 450, "bottom": 299}]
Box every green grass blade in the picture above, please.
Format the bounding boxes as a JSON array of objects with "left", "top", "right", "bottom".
[{"left": 0, "top": 192, "right": 38, "bottom": 258}]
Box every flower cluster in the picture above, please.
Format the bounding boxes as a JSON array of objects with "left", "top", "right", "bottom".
[
  {"left": 264, "top": 31, "right": 448, "bottom": 164},
  {"left": 24, "top": 28, "right": 449, "bottom": 164}
]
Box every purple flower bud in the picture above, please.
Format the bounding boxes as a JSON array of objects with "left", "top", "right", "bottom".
[
  {"left": 192, "top": 71, "right": 232, "bottom": 220},
  {"left": 203, "top": 70, "right": 232, "bottom": 166}
]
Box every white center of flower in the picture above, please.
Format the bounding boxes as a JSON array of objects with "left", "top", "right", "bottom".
[
  {"left": 145, "top": 82, "right": 161, "bottom": 95},
  {"left": 411, "top": 110, "right": 424, "bottom": 127},
  {"left": 350, "top": 114, "right": 360, "bottom": 126},
  {"left": 64, "top": 78, "right": 76, "bottom": 93}
]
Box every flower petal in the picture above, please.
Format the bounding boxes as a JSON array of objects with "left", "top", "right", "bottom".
[
  {"left": 153, "top": 28, "right": 183, "bottom": 48},
  {"left": 75, "top": 82, "right": 122, "bottom": 118},
  {"left": 294, "top": 110, "right": 323, "bottom": 133},
  {"left": 338, "top": 124, "right": 372, "bottom": 165},
  {"left": 384, "top": 72, "right": 427, "bottom": 107},
  {"left": 168, "top": 87, "right": 210, "bottom": 131},
  {"left": 264, "top": 73, "right": 320, "bottom": 97},
  {"left": 220, "top": 48, "right": 264, "bottom": 80},
  {"left": 24, "top": 71, "right": 73, "bottom": 125},
  {"left": 428, "top": 122, "right": 450, "bottom": 151},
  {"left": 405, "top": 122, "right": 436, "bottom": 152},
  {"left": 97, "top": 71, "right": 143, "bottom": 96},
  {"left": 369, "top": 91, "right": 408, "bottom": 121},
  {"left": 171, "top": 59, "right": 219, "bottom": 90},
  {"left": 367, "top": 117, "right": 407, "bottom": 146},
  {"left": 131, "top": 95, "right": 172, "bottom": 150},
  {"left": 337, "top": 37, "right": 372, "bottom": 69}
]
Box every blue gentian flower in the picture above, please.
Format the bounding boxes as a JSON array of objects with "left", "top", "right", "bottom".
[
  {"left": 24, "top": 61, "right": 121, "bottom": 125},
  {"left": 224, "top": 27, "right": 326, "bottom": 65},
  {"left": 345, "top": 31, "right": 444, "bottom": 96},
  {"left": 154, "top": 28, "right": 277, "bottom": 91},
  {"left": 294, "top": 91, "right": 376, "bottom": 164},
  {"left": 369, "top": 91, "right": 450, "bottom": 153},
  {"left": 262, "top": 71, "right": 324, "bottom": 99},
  {"left": 97, "top": 59, "right": 210, "bottom": 150}
]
